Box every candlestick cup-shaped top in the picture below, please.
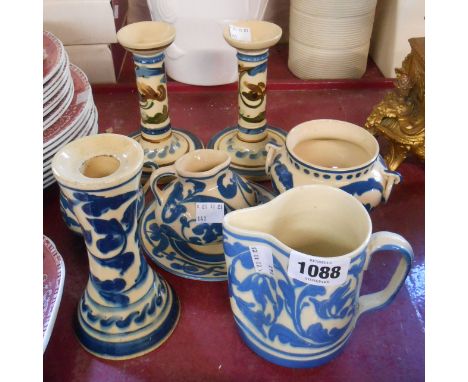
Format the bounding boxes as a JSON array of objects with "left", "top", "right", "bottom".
[{"left": 223, "top": 20, "right": 282, "bottom": 51}]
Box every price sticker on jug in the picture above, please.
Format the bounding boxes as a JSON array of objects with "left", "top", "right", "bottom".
[
  {"left": 249, "top": 245, "right": 274, "bottom": 277},
  {"left": 196, "top": 203, "right": 224, "bottom": 224},
  {"left": 287, "top": 250, "right": 350, "bottom": 286}
]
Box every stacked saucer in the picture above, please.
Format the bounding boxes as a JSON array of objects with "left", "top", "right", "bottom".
[
  {"left": 43, "top": 64, "right": 98, "bottom": 188},
  {"left": 43, "top": 31, "right": 74, "bottom": 129},
  {"left": 288, "top": 0, "right": 377, "bottom": 79}
]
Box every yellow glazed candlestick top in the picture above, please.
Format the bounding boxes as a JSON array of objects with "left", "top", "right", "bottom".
[
  {"left": 117, "top": 21, "right": 176, "bottom": 54},
  {"left": 223, "top": 20, "right": 282, "bottom": 51}
]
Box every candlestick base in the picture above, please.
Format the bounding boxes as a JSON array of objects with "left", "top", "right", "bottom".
[
  {"left": 208, "top": 125, "right": 286, "bottom": 181},
  {"left": 130, "top": 128, "right": 204, "bottom": 183}
]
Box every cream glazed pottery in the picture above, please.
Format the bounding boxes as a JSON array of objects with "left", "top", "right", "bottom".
[
  {"left": 52, "top": 133, "right": 180, "bottom": 360},
  {"left": 208, "top": 20, "right": 287, "bottom": 181},
  {"left": 223, "top": 185, "right": 414, "bottom": 368},
  {"left": 147, "top": 0, "right": 269, "bottom": 86},
  {"left": 117, "top": 21, "right": 203, "bottom": 182},
  {"left": 265, "top": 119, "right": 402, "bottom": 210},
  {"left": 147, "top": 149, "right": 258, "bottom": 256}
]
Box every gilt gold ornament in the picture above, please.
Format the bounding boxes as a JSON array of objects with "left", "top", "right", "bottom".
[{"left": 365, "top": 38, "right": 425, "bottom": 170}]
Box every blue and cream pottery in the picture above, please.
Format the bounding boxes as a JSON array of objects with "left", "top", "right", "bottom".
[
  {"left": 138, "top": 182, "right": 275, "bottom": 282},
  {"left": 116, "top": 21, "right": 203, "bottom": 182},
  {"left": 52, "top": 133, "right": 180, "bottom": 360},
  {"left": 265, "top": 119, "right": 402, "bottom": 210},
  {"left": 223, "top": 185, "right": 413, "bottom": 368},
  {"left": 148, "top": 149, "right": 258, "bottom": 256},
  {"left": 59, "top": 187, "right": 146, "bottom": 235},
  {"left": 207, "top": 21, "right": 287, "bottom": 181}
]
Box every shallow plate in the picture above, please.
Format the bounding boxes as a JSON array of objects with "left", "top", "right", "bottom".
[
  {"left": 43, "top": 70, "right": 74, "bottom": 115},
  {"left": 138, "top": 183, "right": 275, "bottom": 281},
  {"left": 44, "top": 53, "right": 70, "bottom": 102},
  {"left": 43, "top": 31, "right": 65, "bottom": 83},
  {"left": 43, "top": 235, "right": 66, "bottom": 352},
  {"left": 43, "top": 75, "right": 75, "bottom": 129},
  {"left": 43, "top": 100, "right": 95, "bottom": 162},
  {"left": 43, "top": 106, "right": 97, "bottom": 169},
  {"left": 43, "top": 65, "right": 91, "bottom": 146},
  {"left": 43, "top": 108, "right": 98, "bottom": 188}
]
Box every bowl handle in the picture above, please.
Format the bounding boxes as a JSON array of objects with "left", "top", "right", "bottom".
[
  {"left": 265, "top": 143, "right": 281, "bottom": 175},
  {"left": 148, "top": 165, "right": 177, "bottom": 205},
  {"left": 376, "top": 156, "right": 402, "bottom": 202},
  {"left": 357, "top": 231, "right": 414, "bottom": 318}
]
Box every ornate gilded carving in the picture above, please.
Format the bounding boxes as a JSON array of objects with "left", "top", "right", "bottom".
[{"left": 365, "top": 38, "right": 425, "bottom": 170}]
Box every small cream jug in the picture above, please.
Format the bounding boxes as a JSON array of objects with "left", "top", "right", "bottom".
[
  {"left": 265, "top": 119, "right": 402, "bottom": 210},
  {"left": 149, "top": 149, "right": 257, "bottom": 254},
  {"left": 223, "top": 185, "right": 413, "bottom": 368}
]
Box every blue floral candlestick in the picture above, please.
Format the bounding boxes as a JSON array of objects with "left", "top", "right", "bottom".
[
  {"left": 117, "top": 21, "right": 203, "bottom": 182},
  {"left": 52, "top": 133, "right": 180, "bottom": 360},
  {"left": 208, "top": 21, "right": 287, "bottom": 181}
]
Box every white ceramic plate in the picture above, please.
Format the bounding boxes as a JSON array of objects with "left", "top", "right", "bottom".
[
  {"left": 43, "top": 74, "right": 75, "bottom": 129},
  {"left": 43, "top": 235, "right": 65, "bottom": 351},
  {"left": 43, "top": 96, "right": 93, "bottom": 155},
  {"left": 43, "top": 108, "right": 98, "bottom": 188},
  {"left": 43, "top": 65, "right": 91, "bottom": 147},
  {"left": 43, "top": 54, "right": 70, "bottom": 103},
  {"left": 43, "top": 31, "right": 66, "bottom": 84},
  {"left": 43, "top": 105, "right": 97, "bottom": 168}
]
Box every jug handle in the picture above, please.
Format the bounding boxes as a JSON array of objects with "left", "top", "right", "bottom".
[
  {"left": 357, "top": 231, "right": 414, "bottom": 318},
  {"left": 376, "top": 157, "right": 402, "bottom": 202},
  {"left": 265, "top": 143, "right": 281, "bottom": 175},
  {"left": 147, "top": 165, "right": 177, "bottom": 205}
]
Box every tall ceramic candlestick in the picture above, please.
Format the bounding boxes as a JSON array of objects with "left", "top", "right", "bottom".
[
  {"left": 52, "top": 134, "right": 180, "bottom": 360},
  {"left": 208, "top": 21, "right": 287, "bottom": 181},
  {"left": 117, "top": 21, "right": 203, "bottom": 181}
]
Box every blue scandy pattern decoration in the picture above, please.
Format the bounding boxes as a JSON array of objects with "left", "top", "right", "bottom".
[
  {"left": 222, "top": 185, "right": 414, "bottom": 367},
  {"left": 267, "top": 141, "right": 402, "bottom": 210},
  {"left": 59, "top": 172, "right": 179, "bottom": 360},
  {"left": 151, "top": 162, "right": 257, "bottom": 248},
  {"left": 224, "top": 224, "right": 413, "bottom": 367},
  {"left": 223, "top": 231, "right": 366, "bottom": 367},
  {"left": 138, "top": 183, "right": 276, "bottom": 282},
  {"left": 59, "top": 187, "right": 146, "bottom": 235}
]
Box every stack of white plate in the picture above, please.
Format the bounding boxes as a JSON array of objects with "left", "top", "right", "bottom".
[
  {"left": 43, "top": 31, "right": 74, "bottom": 129},
  {"left": 288, "top": 0, "right": 377, "bottom": 79},
  {"left": 43, "top": 62, "right": 98, "bottom": 189}
]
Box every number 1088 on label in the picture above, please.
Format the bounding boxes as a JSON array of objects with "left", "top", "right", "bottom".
[{"left": 287, "top": 250, "right": 350, "bottom": 286}]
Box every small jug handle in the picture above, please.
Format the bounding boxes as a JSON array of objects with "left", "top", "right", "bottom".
[
  {"left": 357, "top": 231, "right": 414, "bottom": 318},
  {"left": 265, "top": 143, "right": 281, "bottom": 175},
  {"left": 148, "top": 165, "right": 177, "bottom": 205}
]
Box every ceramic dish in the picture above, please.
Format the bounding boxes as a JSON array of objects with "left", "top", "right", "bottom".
[
  {"left": 43, "top": 54, "right": 70, "bottom": 102},
  {"left": 43, "top": 72, "right": 74, "bottom": 116},
  {"left": 43, "top": 235, "right": 65, "bottom": 352},
  {"left": 138, "top": 183, "right": 275, "bottom": 281},
  {"left": 43, "top": 106, "right": 98, "bottom": 169},
  {"left": 43, "top": 65, "right": 91, "bottom": 147},
  {"left": 43, "top": 31, "right": 66, "bottom": 84},
  {"left": 43, "top": 76, "right": 75, "bottom": 129},
  {"left": 43, "top": 108, "right": 98, "bottom": 188},
  {"left": 43, "top": 96, "right": 94, "bottom": 156}
]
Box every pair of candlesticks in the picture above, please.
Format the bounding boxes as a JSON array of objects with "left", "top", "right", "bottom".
[{"left": 117, "top": 20, "right": 286, "bottom": 182}]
